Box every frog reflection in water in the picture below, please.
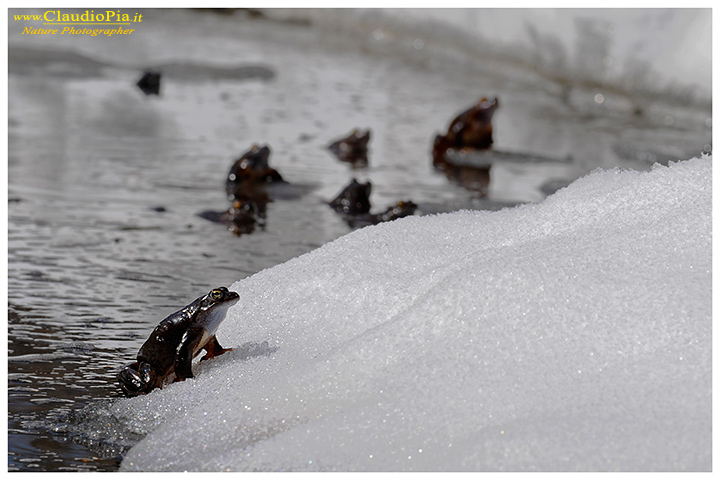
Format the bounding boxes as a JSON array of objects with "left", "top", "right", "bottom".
[{"left": 118, "top": 287, "right": 239, "bottom": 397}]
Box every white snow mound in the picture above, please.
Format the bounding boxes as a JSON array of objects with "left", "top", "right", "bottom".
[{"left": 118, "top": 156, "right": 711, "bottom": 471}]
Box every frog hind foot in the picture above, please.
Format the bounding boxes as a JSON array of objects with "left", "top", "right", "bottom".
[
  {"left": 201, "top": 335, "right": 233, "bottom": 362},
  {"left": 118, "top": 361, "right": 157, "bottom": 397}
]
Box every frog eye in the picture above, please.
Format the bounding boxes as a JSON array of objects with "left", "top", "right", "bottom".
[{"left": 211, "top": 289, "right": 223, "bottom": 300}]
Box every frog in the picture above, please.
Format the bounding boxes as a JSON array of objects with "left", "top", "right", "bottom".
[
  {"left": 369, "top": 200, "right": 418, "bottom": 224},
  {"left": 226, "top": 144, "right": 285, "bottom": 202},
  {"left": 328, "top": 178, "right": 372, "bottom": 215},
  {"left": 432, "top": 97, "right": 499, "bottom": 168},
  {"left": 328, "top": 179, "right": 417, "bottom": 228},
  {"left": 136, "top": 70, "right": 161, "bottom": 96},
  {"left": 327, "top": 129, "right": 371, "bottom": 166},
  {"left": 343, "top": 200, "right": 418, "bottom": 228},
  {"left": 118, "top": 286, "right": 240, "bottom": 397}
]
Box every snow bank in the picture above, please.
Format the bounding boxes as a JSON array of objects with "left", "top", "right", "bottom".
[{"left": 118, "top": 156, "right": 711, "bottom": 471}]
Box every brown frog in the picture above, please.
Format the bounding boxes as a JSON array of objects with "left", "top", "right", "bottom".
[
  {"left": 432, "top": 97, "right": 499, "bottom": 168},
  {"left": 118, "top": 287, "right": 239, "bottom": 397},
  {"left": 226, "top": 144, "right": 286, "bottom": 202},
  {"left": 328, "top": 129, "right": 371, "bottom": 166},
  {"left": 344, "top": 200, "right": 418, "bottom": 228},
  {"left": 328, "top": 179, "right": 417, "bottom": 228},
  {"left": 328, "top": 178, "right": 372, "bottom": 215}
]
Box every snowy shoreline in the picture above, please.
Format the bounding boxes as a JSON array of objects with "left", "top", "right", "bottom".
[{"left": 118, "top": 156, "right": 711, "bottom": 471}]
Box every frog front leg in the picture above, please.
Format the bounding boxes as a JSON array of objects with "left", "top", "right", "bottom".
[
  {"left": 200, "top": 335, "right": 233, "bottom": 362},
  {"left": 174, "top": 326, "right": 206, "bottom": 381}
]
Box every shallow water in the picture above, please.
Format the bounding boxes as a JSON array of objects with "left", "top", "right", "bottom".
[{"left": 6, "top": 8, "right": 711, "bottom": 471}]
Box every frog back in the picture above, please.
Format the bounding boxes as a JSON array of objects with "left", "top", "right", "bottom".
[{"left": 136, "top": 303, "right": 199, "bottom": 375}]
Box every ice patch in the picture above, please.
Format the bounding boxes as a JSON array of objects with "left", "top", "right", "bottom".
[{"left": 119, "top": 156, "right": 711, "bottom": 471}]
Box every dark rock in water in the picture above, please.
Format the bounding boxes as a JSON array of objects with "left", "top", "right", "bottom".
[
  {"left": 136, "top": 71, "right": 161, "bottom": 96},
  {"left": 432, "top": 97, "right": 499, "bottom": 169},
  {"left": 328, "top": 178, "right": 372, "bottom": 215},
  {"left": 328, "top": 129, "right": 371, "bottom": 166}
]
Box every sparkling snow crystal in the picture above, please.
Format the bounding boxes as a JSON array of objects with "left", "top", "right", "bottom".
[{"left": 119, "top": 156, "right": 711, "bottom": 471}]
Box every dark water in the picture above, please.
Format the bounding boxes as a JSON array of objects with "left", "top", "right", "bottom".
[{"left": 6, "top": 9, "right": 711, "bottom": 471}]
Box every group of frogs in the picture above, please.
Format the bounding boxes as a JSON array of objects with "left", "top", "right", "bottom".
[
  {"left": 199, "top": 132, "right": 422, "bottom": 235},
  {"left": 119, "top": 72, "right": 499, "bottom": 397},
  {"left": 196, "top": 96, "right": 499, "bottom": 236}
]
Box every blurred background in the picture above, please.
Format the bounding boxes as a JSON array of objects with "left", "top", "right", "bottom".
[{"left": 6, "top": 8, "right": 711, "bottom": 471}]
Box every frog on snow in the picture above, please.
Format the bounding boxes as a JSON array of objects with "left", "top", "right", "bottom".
[{"left": 118, "top": 287, "right": 239, "bottom": 397}]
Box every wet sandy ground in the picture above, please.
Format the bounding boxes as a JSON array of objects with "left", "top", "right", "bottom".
[{"left": 6, "top": 9, "right": 711, "bottom": 471}]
